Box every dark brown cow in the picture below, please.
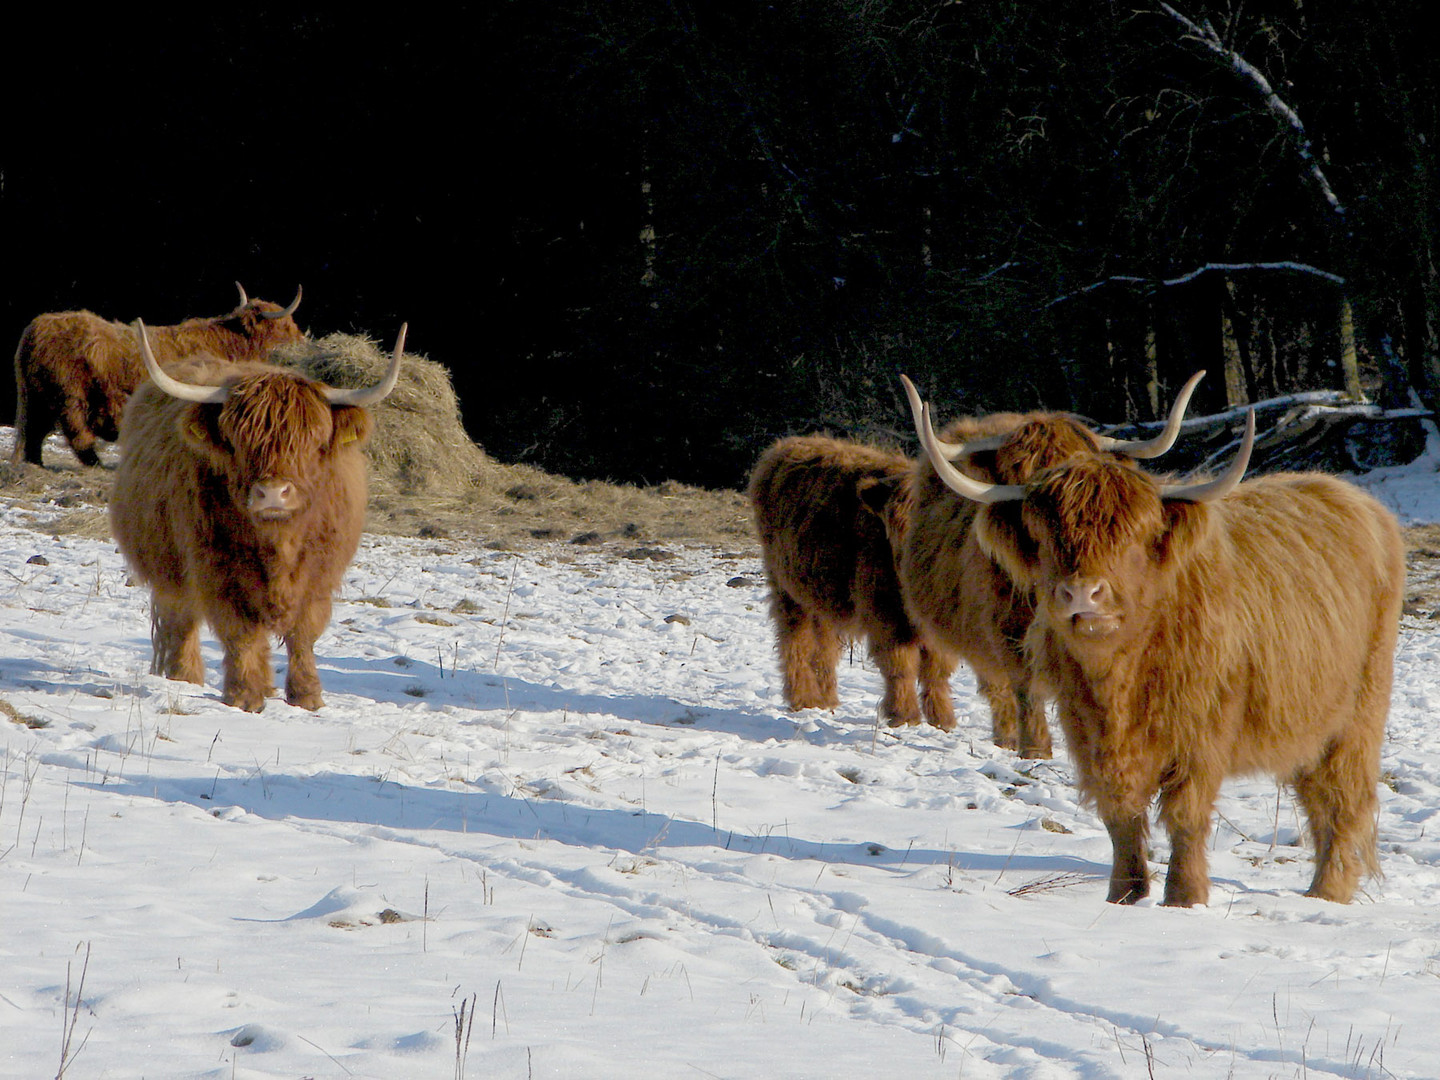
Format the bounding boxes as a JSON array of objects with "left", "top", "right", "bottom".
[
  {"left": 895, "top": 374, "right": 1202, "bottom": 757},
  {"left": 749, "top": 435, "right": 956, "bottom": 730},
  {"left": 909, "top": 391, "right": 1404, "bottom": 906},
  {"left": 12, "top": 283, "right": 303, "bottom": 467},
  {"left": 109, "top": 317, "right": 402, "bottom": 712}
]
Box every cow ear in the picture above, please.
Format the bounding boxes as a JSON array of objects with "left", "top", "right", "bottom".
[
  {"left": 177, "top": 405, "right": 225, "bottom": 455},
  {"left": 976, "top": 503, "right": 1039, "bottom": 586},
  {"left": 1156, "top": 500, "right": 1210, "bottom": 564},
  {"left": 857, "top": 473, "right": 912, "bottom": 545},
  {"left": 856, "top": 474, "right": 900, "bottom": 516},
  {"left": 329, "top": 405, "right": 372, "bottom": 452}
]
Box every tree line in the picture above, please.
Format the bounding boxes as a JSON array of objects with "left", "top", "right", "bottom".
[
  {"left": 5, "top": 3, "right": 1435, "bottom": 489},
  {"left": 476, "top": 0, "right": 1438, "bottom": 486}
]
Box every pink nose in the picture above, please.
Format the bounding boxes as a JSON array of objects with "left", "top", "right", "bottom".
[
  {"left": 248, "top": 480, "right": 299, "bottom": 516},
  {"left": 1057, "top": 578, "right": 1111, "bottom": 617}
]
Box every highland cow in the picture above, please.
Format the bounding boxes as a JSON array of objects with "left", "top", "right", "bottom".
[
  {"left": 749, "top": 435, "right": 956, "bottom": 730},
  {"left": 109, "top": 317, "right": 403, "bottom": 713},
  {"left": 908, "top": 391, "right": 1404, "bottom": 907},
  {"left": 12, "top": 283, "right": 303, "bottom": 466},
  {"left": 895, "top": 373, "right": 1202, "bottom": 758}
]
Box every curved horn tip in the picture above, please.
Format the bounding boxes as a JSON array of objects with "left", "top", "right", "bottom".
[
  {"left": 914, "top": 395, "right": 1025, "bottom": 504},
  {"left": 262, "top": 285, "right": 303, "bottom": 320},
  {"left": 132, "top": 318, "right": 229, "bottom": 404},
  {"left": 1162, "top": 407, "right": 1255, "bottom": 503},
  {"left": 319, "top": 322, "right": 407, "bottom": 407},
  {"left": 235, "top": 281, "right": 249, "bottom": 306},
  {"left": 1100, "top": 367, "right": 1208, "bottom": 459}
]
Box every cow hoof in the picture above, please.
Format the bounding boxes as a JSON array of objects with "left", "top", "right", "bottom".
[
  {"left": 288, "top": 692, "right": 325, "bottom": 711},
  {"left": 223, "top": 690, "right": 268, "bottom": 713}
]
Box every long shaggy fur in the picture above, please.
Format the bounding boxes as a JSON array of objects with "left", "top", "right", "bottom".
[
  {"left": 749, "top": 435, "right": 956, "bottom": 730},
  {"left": 109, "top": 356, "right": 371, "bottom": 713},
  {"left": 981, "top": 457, "right": 1404, "bottom": 905},
  {"left": 898, "top": 411, "right": 1121, "bottom": 757},
  {"left": 12, "top": 295, "right": 304, "bottom": 467}
]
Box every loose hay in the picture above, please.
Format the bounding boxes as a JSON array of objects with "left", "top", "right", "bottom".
[{"left": 270, "top": 332, "right": 484, "bottom": 497}]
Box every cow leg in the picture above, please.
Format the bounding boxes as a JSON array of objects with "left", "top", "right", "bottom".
[
  {"left": 1016, "top": 684, "right": 1053, "bottom": 759},
  {"left": 14, "top": 391, "right": 57, "bottom": 467},
  {"left": 1157, "top": 775, "right": 1222, "bottom": 907},
  {"left": 1101, "top": 811, "right": 1152, "bottom": 904},
  {"left": 918, "top": 645, "right": 957, "bottom": 732},
  {"left": 1295, "top": 738, "right": 1381, "bottom": 904},
  {"left": 150, "top": 600, "right": 204, "bottom": 685},
  {"left": 872, "top": 638, "right": 921, "bottom": 727},
  {"left": 771, "top": 585, "right": 839, "bottom": 711},
  {"left": 215, "top": 620, "right": 274, "bottom": 713},
  {"left": 1300, "top": 644, "right": 1388, "bottom": 903},
  {"left": 283, "top": 597, "right": 331, "bottom": 711},
  {"left": 10, "top": 386, "right": 32, "bottom": 464},
  {"left": 977, "top": 678, "right": 1020, "bottom": 750},
  {"left": 57, "top": 401, "right": 101, "bottom": 468},
  {"left": 809, "top": 619, "right": 843, "bottom": 707}
]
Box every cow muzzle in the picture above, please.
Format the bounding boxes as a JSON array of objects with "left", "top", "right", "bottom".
[
  {"left": 1054, "top": 578, "right": 1119, "bottom": 638},
  {"left": 248, "top": 479, "right": 302, "bottom": 520}
]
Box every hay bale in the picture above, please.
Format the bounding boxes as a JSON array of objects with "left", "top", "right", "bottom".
[{"left": 270, "top": 332, "right": 486, "bottom": 496}]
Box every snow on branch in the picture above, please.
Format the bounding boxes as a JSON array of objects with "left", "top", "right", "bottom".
[
  {"left": 1158, "top": 3, "right": 1345, "bottom": 220},
  {"left": 1102, "top": 391, "right": 1432, "bottom": 473},
  {"left": 1046, "top": 260, "right": 1344, "bottom": 308}
]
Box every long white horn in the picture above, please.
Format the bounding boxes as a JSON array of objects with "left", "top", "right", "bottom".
[
  {"left": 1094, "top": 370, "right": 1205, "bottom": 458},
  {"left": 134, "top": 320, "right": 229, "bottom": 404},
  {"left": 323, "top": 324, "right": 406, "bottom": 407},
  {"left": 235, "top": 281, "right": 249, "bottom": 306},
  {"left": 902, "top": 375, "right": 1026, "bottom": 504},
  {"left": 899, "top": 374, "right": 966, "bottom": 461},
  {"left": 260, "top": 284, "right": 303, "bottom": 321},
  {"left": 1160, "top": 409, "right": 1255, "bottom": 502}
]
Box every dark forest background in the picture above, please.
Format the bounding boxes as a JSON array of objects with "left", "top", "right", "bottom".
[{"left": 5, "top": 2, "right": 1438, "bottom": 488}]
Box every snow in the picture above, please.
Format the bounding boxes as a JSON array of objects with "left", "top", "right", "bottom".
[{"left": 4, "top": 426, "right": 1440, "bottom": 1079}]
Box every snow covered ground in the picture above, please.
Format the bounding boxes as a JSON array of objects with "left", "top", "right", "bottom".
[{"left": 4, "top": 427, "right": 1440, "bottom": 1079}]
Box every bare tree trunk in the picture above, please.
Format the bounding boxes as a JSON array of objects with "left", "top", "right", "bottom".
[
  {"left": 1404, "top": 261, "right": 1440, "bottom": 414},
  {"left": 1222, "top": 278, "right": 1258, "bottom": 404},
  {"left": 1339, "top": 295, "right": 1363, "bottom": 400},
  {"left": 1144, "top": 322, "right": 1160, "bottom": 419},
  {"left": 639, "top": 132, "right": 658, "bottom": 307}
]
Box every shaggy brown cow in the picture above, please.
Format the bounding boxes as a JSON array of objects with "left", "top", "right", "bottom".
[
  {"left": 109, "top": 317, "right": 402, "bottom": 713},
  {"left": 12, "top": 283, "right": 303, "bottom": 467},
  {"left": 749, "top": 436, "right": 956, "bottom": 730},
  {"left": 895, "top": 374, "right": 1202, "bottom": 757},
  {"left": 909, "top": 392, "right": 1405, "bottom": 906}
]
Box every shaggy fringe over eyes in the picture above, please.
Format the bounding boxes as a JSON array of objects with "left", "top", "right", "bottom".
[
  {"left": 1025, "top": 457, "right": 1165, "bottom": 571},
  {"left": 218, "top": 374, "right": 333, "bottom": 475},
  {"left": 993, "top": 416, "right": 1102, "bottom": 484}
]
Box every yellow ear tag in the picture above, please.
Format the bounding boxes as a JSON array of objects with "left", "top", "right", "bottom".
[
  {"left": 187, "top": 421, "right": 207, "bottom": 440},
  {"left": 339, "top": 429, "right": 359, "bottom": 445}
]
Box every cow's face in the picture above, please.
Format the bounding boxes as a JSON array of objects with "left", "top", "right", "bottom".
[
  {"left": 229, "top": 304, "right": 305, "bottom": 354},
  {"left": 982, "top": 458, "right": 1205, "bottom": 650},
  {"left": 180, "top": 373, "right": 370, "bottom": 524}
]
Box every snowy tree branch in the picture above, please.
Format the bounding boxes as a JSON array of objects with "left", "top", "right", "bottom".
[
  {"left": 1158, "top": 3, "right": 1345, "bottom": 220},
  {"left": 1046, "top": 260, "right": 1345, "bottom": 308}
]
